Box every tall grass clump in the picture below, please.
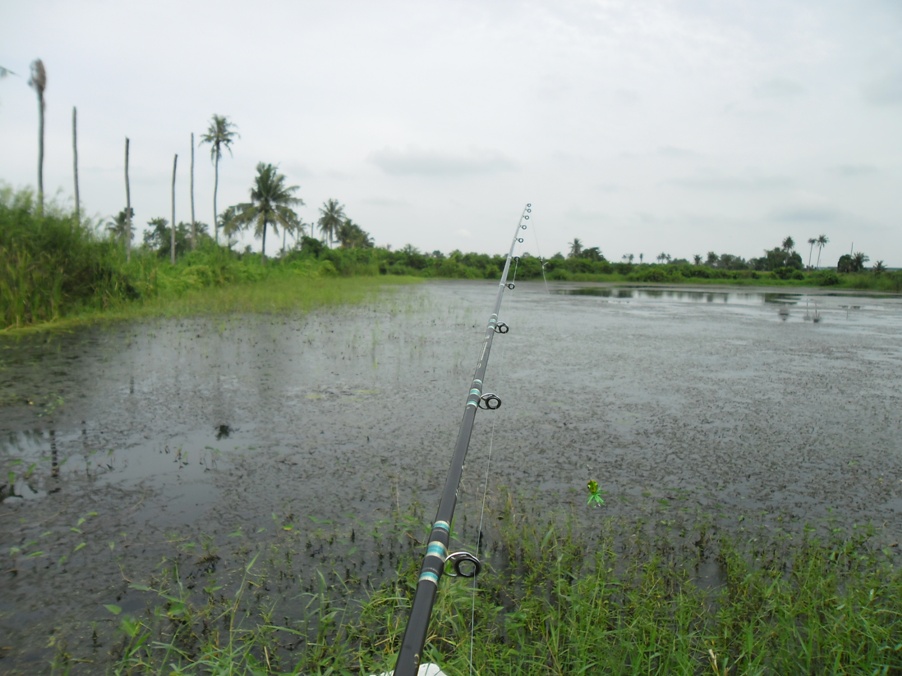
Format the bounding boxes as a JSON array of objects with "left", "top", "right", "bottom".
[{"left": 0, "top": 186, "right": 134, "bottom": 329}]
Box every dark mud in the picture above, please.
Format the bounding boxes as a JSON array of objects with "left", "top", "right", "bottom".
[{"left": 2, "top": 281, "right": 901, "bottom": 670}]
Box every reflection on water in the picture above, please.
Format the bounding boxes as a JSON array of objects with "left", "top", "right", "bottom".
[
  {"left": 551, "top": 285, "right": 902, "bottom": 325},
  {"left": 556, "top": 286, "right": 814, "bottom": 305}
]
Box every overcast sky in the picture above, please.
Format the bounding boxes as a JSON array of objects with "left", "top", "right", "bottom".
[{"left": 2, "top": 0, "right": 900, "bottom": 265}]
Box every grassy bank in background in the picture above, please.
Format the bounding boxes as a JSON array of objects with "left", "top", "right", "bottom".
[
  {"left": 94, "top": 498, "right": 901, "bottom": 675},
  {"left": 3, "top": 185, "right": 900, "bottom": 334},
  {"left": 0, "top": 188, "right": 418, "bottom": 334}
]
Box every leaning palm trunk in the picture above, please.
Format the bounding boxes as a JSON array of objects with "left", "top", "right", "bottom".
[
  {"left": 38, "top": 100, "right": 44, "bottom": 212},
  {"left": 213, "top": 152, "right": 220, "bottom": 245},
  {"left": 125, "top": 137, "right": 132, "bottom": 262},
  {"left": 29, "top": 59, "right": 47, "bottom": 215},
  {"left": 190, "top": 133, "right": 196, "bottom": 249},
  {"left": 171, "top": 154, "right": 178, "bottom": 265},
  {"left": 72, "top": 106, "right": 80, "bottom": 227}
]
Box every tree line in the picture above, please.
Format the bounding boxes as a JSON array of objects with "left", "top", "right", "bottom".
[{"left": 568, "top": 234, "right": 882, "bottom": 277}]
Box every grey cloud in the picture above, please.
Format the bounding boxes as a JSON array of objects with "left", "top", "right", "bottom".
[
  {"left": 369, "top": 147, "right": 518, "bottom": 177},
  {"left": 614, "top": 88, "right": 640, "bottom": 106},
  {"left": 862, "top": 71, "right": 902, "bottom": 106},
  {"left": 667, "top": 174, "right": 793, "bottom": 191},
  {"left": 564, "top": 206, "right": 607, "bottom": 223},
  {"left": 770, "top": 206, "right": 840, "bottom": 222},
  {"left": 833, "top": 164, "right": 879, "bottom": 177},
  {"left": 360, "top": 196, "right": 409, "bottom": 207},
  {"left": 754, "top": 78, "right": 805, "bottom": 98},
  {"left": 658, "top": 145, "right": 699, "bottom": 159},
  {"left": 593, "top": 182, "right": 620, "bottom": 193}
]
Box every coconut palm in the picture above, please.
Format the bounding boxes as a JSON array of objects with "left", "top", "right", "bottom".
[
  {"left": 219, "top": 205, "right": 242, "bottom": 250},
  {"left": 200, "top": 115, "right": 239, "bottom": 245},
  {"left": 318, "top": 199, "right": 346, "bottom": 248},
  {"left": 28, "top": 59, "right": 47, "bottom": 214},
  {"left": 782, "top": 236, "right": 795, "bottom": 253},
  {"left": 106, "top": 208, "right": 135, "bottom": 245},
  {"left": 815, "top": 234, "right": 829, "bottom": 269},
  {"left": 568, "top": 238, "right": 583, "bottom": 258},
  {"left": 807, "top": 237, "right": 817, "bottom": 268},
  {"left": 851, "top": 251, "right": 869, "bottom": 272},
  {"left": 282, "top": 217, "right": 307, "bottom": 253},
  {"left": 234, "top": 163, "right": 303, "bottom": 261},
  {"left": 337, "top": 218, "right": 373, "bottom": 248}
]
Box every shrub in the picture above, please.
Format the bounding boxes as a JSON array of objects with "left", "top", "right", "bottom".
[{"left": 816, "top": 271, "right": 840, "bottom": 286}]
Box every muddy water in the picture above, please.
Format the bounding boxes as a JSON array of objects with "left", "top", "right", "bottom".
[{"left": 2, "top": 281, "right": 901, "bottom": 670}]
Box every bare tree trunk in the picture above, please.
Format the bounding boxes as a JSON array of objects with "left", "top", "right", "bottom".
[
  {"left": 36, "top": 93, "right": 45, "bottom": 215},
  {"left": 125, "top": 137, "right": 132, "bottom": 262},
  {"left": 28, "top": 59, "right": 47, "bottom": 216},
  {"left": 213, "top": 153, "right": 220, "bottom": 245},
  {"left": 37, "top": 91, "right": 45, "bottom": 215},
  {"left": 171, "top": 154, "right": 178, "bottom": 266},
  {"left": 72, "top": 106, "right": 79, "bottom": 227},
  {"left": 190, "top": 132, "right": 196, "bottom": 249}
]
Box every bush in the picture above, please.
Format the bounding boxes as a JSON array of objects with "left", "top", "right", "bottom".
[{"left": 816, "top": 271, "right": 840, "bottom": 286}]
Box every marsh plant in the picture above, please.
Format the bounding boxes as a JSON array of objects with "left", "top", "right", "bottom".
[{"left": 92, "top": 495, "right": 901, "bottom": 675}]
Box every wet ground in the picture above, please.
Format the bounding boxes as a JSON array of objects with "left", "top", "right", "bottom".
[{"left": 1, "top": 281, "right": 901, "bottom": 670}]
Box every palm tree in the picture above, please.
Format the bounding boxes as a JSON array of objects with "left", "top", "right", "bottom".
[
  {"left": 282, "top": 217, "right": 307, "bottom": 253},
  {"left": 234, "top": 163, "right": 303, "bottom": 261},
  {"left": 568, "top": 238, "right": 583, "bottom": 258},
  {"left": 337, "top": 219, "right": 373, "bottom": 248},
  {"left": 782, "top": 236, "right": 795, "bottom": 253},
  {"left": 815, "top": 234, "right": 829, "bottom": 269},
  {"left": 106, "top": 208, "right": 135, "bottom": 245},
  {"left": 28, "top": 59, "right": 47, "bottom": 214},
  {"left": 806, "top": 237, "right": 817, "bottom": 269},
  {"left": 851, "top": 251, "right": 869, "bottom": 272},
  {"left": 318, "top": 199, "right": 346, "bottom": 248},
  {"left": 200, "top": 115, "right": 239, "bottom": 245},
  {"left": 219, "top": 205, "right": 242, "bottom": 250}
]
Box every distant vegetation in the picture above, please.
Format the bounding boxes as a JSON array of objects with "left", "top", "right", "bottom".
[
  {"left": 2, "top": 185, "right": 900, "bottom": 331},
  {"left": 4, "top": 66, "right": 899, "bottom": 331}
]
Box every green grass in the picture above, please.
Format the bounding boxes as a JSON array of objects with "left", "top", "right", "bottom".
[{"left": 88, "top": 499, "right": 901, "bottom": 675}]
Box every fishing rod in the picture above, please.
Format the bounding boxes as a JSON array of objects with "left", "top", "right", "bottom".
[{"left": 392, "top": 204, "right": 532, "bottom": 676}]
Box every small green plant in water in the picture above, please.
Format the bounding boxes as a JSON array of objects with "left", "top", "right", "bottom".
[{"left": 586, "top": 479, "right": 605, "bottom": 507}]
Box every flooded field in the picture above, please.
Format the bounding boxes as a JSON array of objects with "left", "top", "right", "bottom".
[{"left": 2, "top": 281, "right": 901, "bottom": 670}]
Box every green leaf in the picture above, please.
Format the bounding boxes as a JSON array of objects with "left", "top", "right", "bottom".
[{"left": 105, "top": 604, "right": 122, "bottom": 615}]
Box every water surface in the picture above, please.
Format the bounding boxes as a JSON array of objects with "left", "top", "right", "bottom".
[{"left": 2, "top": 281, "right": 900, "bottom": 669}]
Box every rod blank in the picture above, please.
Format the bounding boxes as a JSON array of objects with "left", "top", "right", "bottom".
[{"left": 392, "top": 204, "right": 532, "bottom": 676}]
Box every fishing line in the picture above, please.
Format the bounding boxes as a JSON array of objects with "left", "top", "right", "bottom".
[
  {"left": 529, "top": 215, "right": 550, "bottom": 294},
  {"left": 467, "top": 253, "right": 520, "bottom": 674},
  {"left": 393, "top": 204, "right": 532, "bottom": 676}
]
